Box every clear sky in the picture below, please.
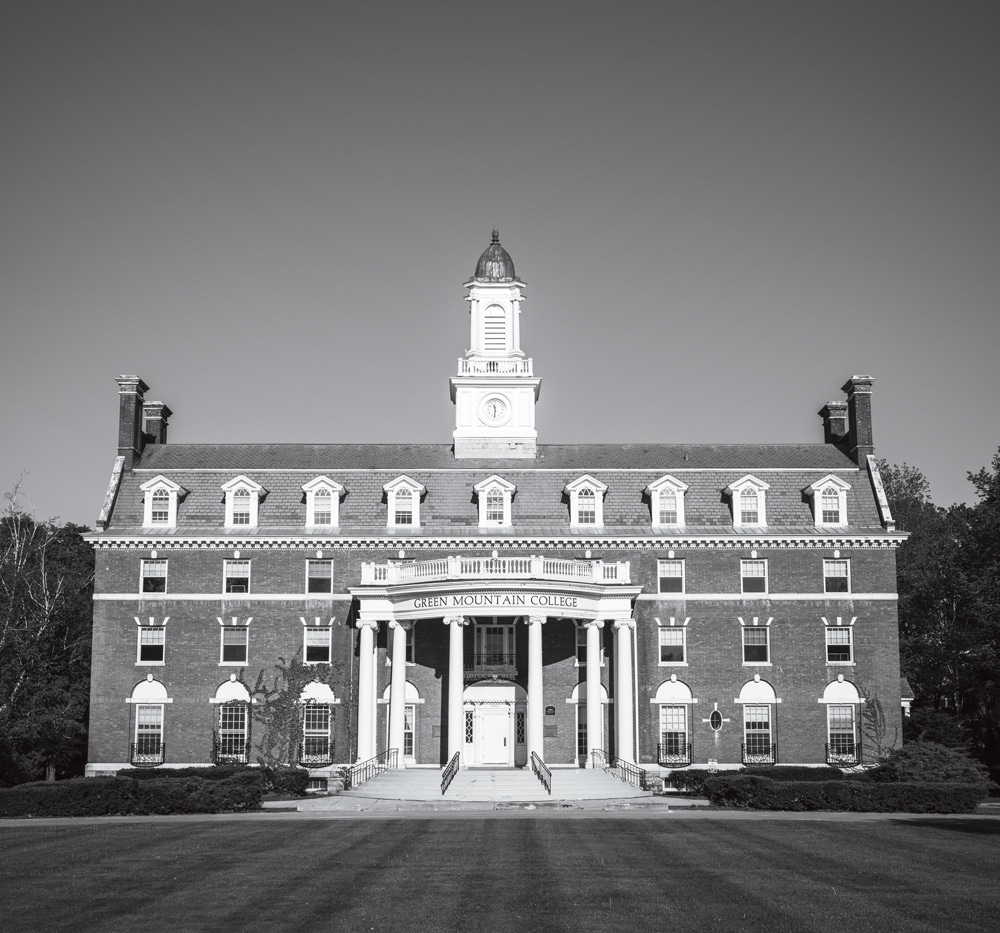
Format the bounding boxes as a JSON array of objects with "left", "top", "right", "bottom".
[{"left": 2, "top": 1, "right": 998, "bottom": 527}]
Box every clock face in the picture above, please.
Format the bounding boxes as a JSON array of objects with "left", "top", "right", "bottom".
[{"left": 481, "top": 396, "right": 509, "bottom": 424}]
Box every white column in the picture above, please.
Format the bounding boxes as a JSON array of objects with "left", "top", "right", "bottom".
[
  {"left": 444, "top": 616, "right": 467, "bottom": 762},
  {"left": 356, "top": 619, "right": 378, "bottom": 762},
  {"left": 585, "top": 620, "right": 604, "bottom": 767},
  {"left": 388, "top": 620, "right": 409, "bottom": 767},
  {"left": 526, "top": 615, "right": 546, "bottom": 761},
  {"left": 614, "top": 618, "right": 636, "bottom": 763}
]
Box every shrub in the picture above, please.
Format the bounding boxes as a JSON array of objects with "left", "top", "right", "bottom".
[
  {"left": 259, "top": 765, "right": 309, "bottom": 796},
  {"left": 0, "top": 772, "right": 264, "bottom": 818},
  {"left": 742, "top": 766, "right": 845, "bottom": 783},
  {"left": 703, "top": 774, "right": 987, "bottom": 813},
  {"left": 665, "top": 768, "right": 720, "bottom": 794},
  {"left": 115, "top": 765, "right": 250, "bottom": 782},
  {"left": 863, "top": 742, "right": 993, "bottom": 789}
]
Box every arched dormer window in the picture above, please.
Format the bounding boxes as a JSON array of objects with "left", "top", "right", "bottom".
[
  {"left": 139, "top": 475, "right": 185, "bottom": 528},
  {"left": 383, "top": 476, "right": 425, "bottom": 529},
  {"left": 725, "top": 475, "right": 770, "bottom": 528},
  {"left": 302, "top": 476, "right": 345, "bottom": 529},
  {"left": 473, "top": 475, "right": 516, "bottom": 527},
  {"left": 645, "top": 475, "right": 689, "bottom": 529},
  {"left": 222, "top": 476, "right": 265, "bottom": 529},
  {"left": 565, "top": 475, "right": 608, "bottom": 528},
  {"left": 806, "top": 475, "right": 851, "bottom": 527}
]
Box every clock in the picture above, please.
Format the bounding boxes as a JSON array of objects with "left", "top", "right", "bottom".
[{"left": 480, "top": 395, "right": 510, "bottom": 424}]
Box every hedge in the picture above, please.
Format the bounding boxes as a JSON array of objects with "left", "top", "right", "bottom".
[
  {"left": 703, "top": 775, "right": 987, "bottom": 813},
  {"left": 667, "top": 766, "right": 845, "bottom": 794},
  {"left": 116, "top": 764, "right": 310, "bottom": 796},
  {"left": 0, "top": 772, "right": 265, "bottom": 818}
]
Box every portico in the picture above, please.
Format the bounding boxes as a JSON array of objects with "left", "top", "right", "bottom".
[{"left": 349, "top": 556, "right": 640, "bottom": 768}]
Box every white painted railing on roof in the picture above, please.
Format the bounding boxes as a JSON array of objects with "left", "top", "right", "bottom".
[
  {"left": 457, "top": 358, "right": 534, "bottom": 376},
  {"left": 360, "top": 556, "right": 630, "bottom": 586}
]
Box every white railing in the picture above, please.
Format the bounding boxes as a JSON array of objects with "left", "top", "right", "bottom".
[
  {"left": 457, "top": 358, "right": 534, "bottom": 376},
  {"left": 360, "top": 556, "right": 630, "bottom": 586}
]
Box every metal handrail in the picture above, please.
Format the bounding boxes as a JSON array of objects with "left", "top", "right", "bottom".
[
  {"left": 441, "top": 752, "right": 460, "bottom": 795},
  {"left": 657, "top": 741, "right": 693, "bottom": 768},
  {"left": 531, "top": 752, "right": 552, "bottom": 794},
  {"left": 129, "top": 742, "right": 165, "bottom": 768},
  {"left": 591, "top": 748, "right": 650, "bottom": 790},
  {"left": 345, "top": 747, "right": 397, "bottom": 790},
  {"left": 741, "top": 743, "right": 777, "bottom": 766},
  {"left": 825, "top": 742, "right": 862, "bottom": 766}
]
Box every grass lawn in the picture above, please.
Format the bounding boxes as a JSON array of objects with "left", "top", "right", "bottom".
[{"left": 2, "top": 817, "right": 999, "bottom": 933}]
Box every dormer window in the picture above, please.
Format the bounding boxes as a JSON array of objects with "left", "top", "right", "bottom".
[
  {"left": 806, "top": 475, "right": 851, "bottom": 527},
  {"left": 726, "top": 475, "right": 770, "bottom": 528},
  {"left": 302, "top": 476, "right": 345, "bottom": 529},
  {"left": 139, "top": 476, "right": 184, "bottom": 528},
  {"left": 565, "top": 475, "right": 608, "bottom": 528},
  {"left": 383, "top": 476, "right": 425, "bottom": 529},
  {"left": 222, "top": 476, "right": 265, "bottom": 529},
  {"left": 646, "top": 475, "right": 689, "bottom": 529},
  {"left": 473, "top": 475, "right": 516, "bottom": 527}
]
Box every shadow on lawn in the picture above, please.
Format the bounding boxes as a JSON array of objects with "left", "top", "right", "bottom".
[{"left": 892, "top": 817, "right": 1000, "bottom": 835}]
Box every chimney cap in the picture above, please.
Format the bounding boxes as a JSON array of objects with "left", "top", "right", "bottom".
[
  {"left": 841, "top": 375, "right": 875, "bottom": 395},
  {"left": 116, "top": 374, "right": 149, "bottom": 394}
]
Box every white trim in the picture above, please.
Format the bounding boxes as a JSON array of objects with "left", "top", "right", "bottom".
[
  {"left": 636, "top": 592, "right": 897, "bottom": 600},
  {"left": 221, "top": 476, "right": 265, "bottom": 529},
  {"left": 132, "top": 466, "right": 865, "bottom": 474},
  {"left": 302, "top": 476, "right": 345, "bottom": 529},
  {"left": 96, "top": 590, "right": 898, "bottom": 601},
  {"left": 383, "top": 475, "right": 425, "bottom": 529},
  {"left": 139, "top": 475, "right": 184, "bottom": 528},
  {"left": 806, "top": 474, "right": 851, "bottom": 528},
  {"left": 646, "top": 475, "right": 689, "bottom": 529},
  {"left": 473, "top": 475, "right": 516, "bottom": 528},
  {"left": 726, "top": 475, "right": 770, "bottom": 528},
  {"left": 564, "top": 475, "right": 608, "bottom": 529}
]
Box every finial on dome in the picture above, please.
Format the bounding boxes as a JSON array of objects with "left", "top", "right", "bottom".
[
  {"left": 474, "top": 228, "right": 516, "bottom": 282},
  {"left": 491, "top": 227, "right": 500, "bottom": 243}
]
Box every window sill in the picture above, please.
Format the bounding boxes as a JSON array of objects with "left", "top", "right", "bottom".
[
  {"left": 826, "top": 661, "right": 856, "bottom": 666},
  {"left": 218, "top": 661, "right": 248, "bottom": 667},
  {"left": 135, "top": 660, "right": 165, "bottom": 667},
  {"left": 656, "top": 591, "right": 686, "bottom": 597},
  {"left": 742, "top": 661, "right": 772, "bottom": 667},
  {"left": 658, "top": 661, "right": 688, "bottom": 667}
]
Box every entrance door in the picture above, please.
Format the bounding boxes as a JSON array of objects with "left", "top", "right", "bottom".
[{"left": 481, "top": 707, "right": 510, "bottom": 765}]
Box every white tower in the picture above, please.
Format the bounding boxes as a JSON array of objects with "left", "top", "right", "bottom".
[{"left": 450, "top": 230, "right": 541, "bottom": 458}]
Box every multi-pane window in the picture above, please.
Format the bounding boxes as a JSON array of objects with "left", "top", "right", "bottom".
[
  {"left": 224, "top": 560, "right": 250, "bottom": 593},
  {"left": 657, "top": 559, "right": 684, "bottom": 593},
  {"left": 826, "top": 626, "right": 853, "bottom": 663},
  {"left": 744, "top": 705, "right": 772, "bottom": 757},
  {"left": 821, "top": 488, "right": 841, "bottom": 524},
  {"left": 475, "top": 623, "right": 515, "bottom": 669},
  {"left": 141, "top": 559, "right": 167, "bottom": 593},
  {"left": 743, "top": 626, "right": 769, "bottom": 663},
  {"left": 150, "top": 489, "right": 170, "bottom": 524},
  {"left": 827, "top": 705, "right": 857, "bottom": 757},
  {"left": 301, "top": 704, "right": 332, "bottom": 762},
  {"left": 221, "top": 627, "right": 248, "bottom": 664},
  {"left": 659, "top": 705, "right": 688, "bottom": 756},
  {"left": 304, "top": 627, "right": 332, "bottom": 664},
  {"left": 485, "top": 490, "right": 505, "bottom": 523},
  {"left": 405, "top": 626, "right": 415, "bottom": 664},
  {"left": 576, "top": 487, "right": 597, "bottom": 524},
  {"left": 465, "top": 710, "right": 474, "bottom": 744},
  {"left": 403, "top": 705, "right": 415, "bottom": 758},
  {"left": 135, "top": 704, "right": 163, "bottom": 755},
  {"left": 394, "top": 487, "right": 414, "bottom": 525},
  {"left": 306, "top": 559, "right": 333, "bottom": 594},
  {"left": 824, "top": 559, "right": 850, "bottom": 593},
  {"left": 312, "top": 487, "right": 333, "bottom": 525},
  {"left": 231, "top": 487, "right": 252, "bottom": 525},
  {"left": 658, "top": 627, "right": 686, "bottom": 664},
  {"left": 217, "top": 704, "right": 249, "bottom": 761},
  {"left": 740, "top": 488, "right": 759, "bottom": 524},
  {"left": 516, "top": 710, "right": 526, "bottom": 745},
  {"left": 576, "top": 623, "right": 587, "bottom": 665},
  {"left": 137, "top": 626, "right": 165, "bottom": 664},
  {"left": 741, "top": 559, "right": 767, "bottom": 593},
  {"left": 658, "top": 489, "right": 678, "bottom": 525}
]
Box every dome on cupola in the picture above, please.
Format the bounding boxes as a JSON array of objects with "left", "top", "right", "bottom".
[{"left": 474, "top": 228, "right": 516, "bottom": 282}]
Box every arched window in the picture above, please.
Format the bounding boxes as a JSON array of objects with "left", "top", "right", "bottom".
[
  {"left": 394, "top": 487, "right": 413, "bottom": 525},
  {"left": 740, "top": 488, "right": 758, "bottom": 524},
  {"left": 821, "top": 487, "right": 841, "bottom": 524},
  {"left": 577, "top": 487, "right": 596, "bottom": 524},
  {"left": 150, "top": 489, "right": 170, "bottom": 524},
  {"left": 486, "top": 489, "right": 504, "bottom": 523},
  {"left": 313, "top": 487, "right": 332, "bottom": 525}
]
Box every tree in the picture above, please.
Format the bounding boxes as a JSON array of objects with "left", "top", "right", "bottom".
[{"left": 0, "top": 490, "right": 93, "bottom": 784}]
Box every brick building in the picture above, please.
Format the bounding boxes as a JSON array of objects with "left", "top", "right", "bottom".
[{"left": 86, "top": 231, "right": 904, "bottom": 782}]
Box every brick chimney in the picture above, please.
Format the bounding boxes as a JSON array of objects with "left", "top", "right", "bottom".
[
  {"left": 143, "top": 401, "right": 172, "bottom": 446},
  {"left": 116, "top": 375, "right": 149, "bottom": 470},
  {"left": 842, "top": 375, "right": 875, "bottom": 465},
  {"left": 818, "top": 400, "right": 849, "bottom": 447}
]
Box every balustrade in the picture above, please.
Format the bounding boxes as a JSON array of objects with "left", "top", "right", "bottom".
[{"left": 360, "top": 556, "right": 630, "bottom": 585}]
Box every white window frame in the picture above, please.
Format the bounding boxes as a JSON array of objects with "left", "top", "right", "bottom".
[
  {"left": 657, "top": 559, "right": 685, "bottom": 594},
  {"left": 658, "top": 624, "right": 687, "bottom": 666},
  {"left": 216, "top": 702, "right": 249, "bottom": 761},
  {"left": 473, "top": 474, "right": 516, "bottom": 528},
  {"left": 305, "top": 559, "right": 334, "bottom": 594},
  {"left": 741, "top": 559, "right": 768, "bottom": 594},
  {"left": 139, "top": 475, "right": 183, "bottom": 528},
  {"left": 222, "top": 475, "right": 264, "bottom": 529},
  {"left": 827, "top": 704, "right": 857, "bottom": 754},
  {"left": 134, "top": 703, "right": 164, "bottom": 754},
  {"left": 825, "top": 624, "right": 854, "bottom": 665},
  {"left": 726, "top": 475, "right": 770, "bottom": 528},
  {"left": 219, "top": 623, "right": 250, "bottom": 666},
  {"left": 659, "top": 704, "right": 689, "bottom": 754},
  {"left": 565, "top": 475, "right": 608, "bottom": 528},
  {"left": 741, "top": 621, "right": 771, "bottom": 665},
  {"left": 646, "top": 475, "right": 689, "bottom": 529},
  {"left": 303, "top": 625, "right": 333, "bottom": 665},
  {"left": 140, "top": 558, "right": 168, "bottom": 594},
  {"left": 383, "top": 475, "right": 425, "bottom": 529},
  {"left": 302, "top": 476, "right": 345, "bottom": 529},
  {"left": 743, "top": 704, "right": 773, "bottom": 756},
  {"left": 302, "top": 703, "right": 333, "bottom": 760},
  {"left": 823, "top": 558, "right": 851, "bottom": 594},
  {"left": 223, "top": 559, "right": 251, "bottom": 594},
  {"left": 807, "top": 475, "right": 851, "bottom": 528},
  {"left": 136, "top": 624, "right": 167, "bottom": 665}
]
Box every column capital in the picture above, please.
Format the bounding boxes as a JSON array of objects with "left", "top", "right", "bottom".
[
  {"left": 613, "top": 618, "right": 636, "bottom": 631},
  {"left": 584, "top": 619, "right": 605, "bottom": 629},
  {"left": 357, "top": 619, "right": 380, "bottom": 631},
  {"left": 443, "top": 615, "right": 468, "bottom": 627},
  {"left": 526, "top": 615, "right": 547, "bottom": 626},
  {"left": 388, "top": 620, "right": 411, "bottom": 631}
]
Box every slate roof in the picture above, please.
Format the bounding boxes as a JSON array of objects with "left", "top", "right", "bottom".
[{"left": 100, "top": 442, "right": 889, "bottom": 534}]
